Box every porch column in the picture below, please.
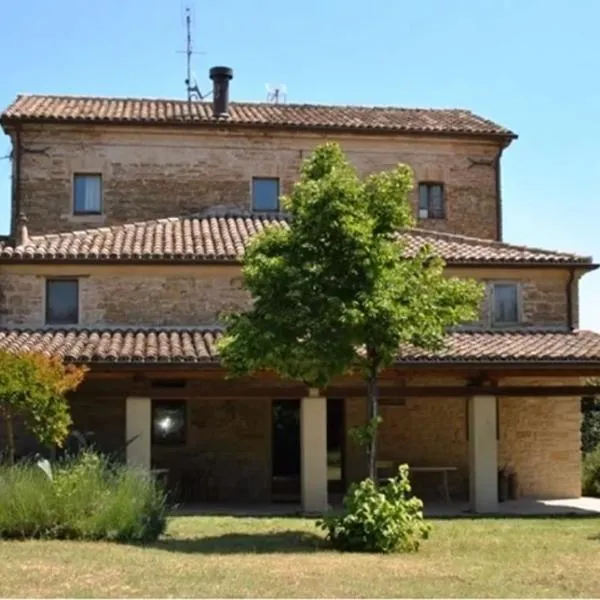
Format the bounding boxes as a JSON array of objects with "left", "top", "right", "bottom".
[
  {"left": 301, "top": 388, "right": 328, "bottom": 514},
  {"left": 468, "top": 394, "right": 498, "bottom": 513},
  {"left": 126, "top": 396, "right": 151, "bottom": 470}
]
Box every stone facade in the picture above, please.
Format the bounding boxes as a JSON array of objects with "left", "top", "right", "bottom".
[
  {"left": 0, "top": 265, "right": 250, "bottom": 327},
  {"left": 14, "top": 124, "right": 501, "bottom": 240},
  {"left": 345, "top": 390, "right": 581, "bottom": 500},
  {"left": 0, "top": 264, "right": 575, "bottom": 329},
  {"left": 54, "top": 386, "right": 580, "bottom": 502},
  {"left": 151, "top": 398, "right": 272, "bottom": 503}
]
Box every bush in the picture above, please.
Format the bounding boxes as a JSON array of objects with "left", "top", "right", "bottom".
[
  {"left": 0, "top": 451, "right": 167, "bottom": 541},
  {"left": 318, "top": 464, "right": 431, "bottom": 553},
  {"left": 583, "top": 447, "right": 600, "bottom": 497}
]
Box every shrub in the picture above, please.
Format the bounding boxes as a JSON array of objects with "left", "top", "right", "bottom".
[
  {"left": 583, "top": 447, "right": 600, "bottom": 497},
  {"left": 0, "top": 451, "right": 167, "bottom": 541},
  {"left": 318, "top": 464, "right": 431, "bottom": 553}
]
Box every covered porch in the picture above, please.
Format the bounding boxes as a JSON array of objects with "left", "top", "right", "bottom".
[{"left": 72, "top": 360, "right": 600, "bottom": 515}]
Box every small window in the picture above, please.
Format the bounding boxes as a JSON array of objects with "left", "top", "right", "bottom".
[
  {"left": 252, "top": 178, "right": 280, "bottom": 211},
  {"left": 73, "top": 174, "right": 102, "bottom": 215},
  {"left": 418, "top": 183, "right": 445, "bottom": 219},
  {"left": 492, "top": 283, "right": 520, "bottom": 325},
  {"left": 152, "top": 401, "right": 187, "bottom": 445},
  {"left": 45, "top": 279, "right": 79, "bottom": 325}
]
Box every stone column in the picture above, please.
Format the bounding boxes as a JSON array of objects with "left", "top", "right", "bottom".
[
  {"left": 126, "top": 396, "right": 151, "bottom": 470},
  {"left": 301, "top": 388, "right": 328, "bottom": 514},
  {"left": 469, "top": 394, "right": 498, "bottom": 513}
]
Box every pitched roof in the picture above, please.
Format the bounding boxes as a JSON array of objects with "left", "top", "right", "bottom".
[
  {"left": 1, "top": 327, "right": 600, "bottom": 364},
  {"left": 0, "top": 213, "right": 592, "bottom": 266},
  {"left": 1, "top": 94, "right": 516, "bottom": 139}
]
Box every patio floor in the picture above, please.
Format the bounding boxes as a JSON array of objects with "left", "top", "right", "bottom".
[{"left": 171, "top": 496, "right": 600, "bottom": 518}]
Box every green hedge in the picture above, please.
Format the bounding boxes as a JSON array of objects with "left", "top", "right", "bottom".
[{"left": 0, "top": 452, "right": 167, "bottom": 541}]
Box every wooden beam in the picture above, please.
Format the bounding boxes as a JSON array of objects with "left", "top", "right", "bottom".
[{"left": 70, "top": 383, "right": 600, "bottom": 400}]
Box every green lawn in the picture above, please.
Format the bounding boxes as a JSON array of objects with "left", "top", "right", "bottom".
[{"left": 0, "top": 515, "right": 599, "bottom": 597}]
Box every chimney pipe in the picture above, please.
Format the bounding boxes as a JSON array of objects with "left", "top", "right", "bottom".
[
  {"left": 209, "top": 66, "right": 233, "bottom": 118},
  {"left": 17, "top": 212, "right": 29, "bottom": 246}
]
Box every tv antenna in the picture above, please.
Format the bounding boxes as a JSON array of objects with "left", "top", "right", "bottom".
[
  {"left": 266, "top": 83, "right": 287, "bottom": 104},
  {"left": 178, "top": 5, "right": 209, "bottom": 101}
]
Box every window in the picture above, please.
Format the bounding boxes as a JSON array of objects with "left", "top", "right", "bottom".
[
  {"left": 152, "top": 401, "right": 187, "bottom": 445},
  {"left": 45, "top": 279, "right": 79, "bottom": 325},
  {"left": 492, "top": 283, "right": 520, "bottom": 325},
  {"left": 418, "top": 183, "right": 445, "bottom": 219},
  {"left": 73, "top": 174, "right": 102, "bottom": 215},
  {"left": 252, "top": 177, "right": 280, "bottom": 211}
]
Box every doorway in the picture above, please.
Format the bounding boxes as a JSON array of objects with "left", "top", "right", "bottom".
[{"left": 271, "top": 398, "right": 345, "bottom": 502}]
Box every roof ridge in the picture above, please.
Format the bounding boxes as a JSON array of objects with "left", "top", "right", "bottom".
[
  {"left": 26, "top": 211, "right": 290, "bottom": 245},
  {"left": 7, "top": 93, "right": 482, "bottom": 114}
]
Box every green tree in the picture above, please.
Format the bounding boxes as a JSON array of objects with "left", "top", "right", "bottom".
[
  {"left": 582, "top": 378, "right": 600, "bottom": 453},
  {"left": 0, "top": 351, "right": 87, "bottom": 464},
  {"left": 219, "top": 143, "right": 483, "bottom": 479}
]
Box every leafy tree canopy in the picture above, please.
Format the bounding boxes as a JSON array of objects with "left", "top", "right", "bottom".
[
  {"left": 219, "top": 142, "right": 483, "bottom": 387},
  {"left": 0, "top": 351, "right": 87, "bottom": 463}
]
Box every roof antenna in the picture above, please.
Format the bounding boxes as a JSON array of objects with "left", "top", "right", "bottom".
[
  {"left": 178, "top": 5, "right": 208, "bottom": 101},
  {"left": 265, "top": 83, "right": 287, "bottom": 104}
]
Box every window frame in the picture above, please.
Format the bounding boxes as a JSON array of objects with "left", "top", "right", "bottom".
[
  {"left": 45, "top": 278, "right": 80, "bottom": 326},
  {"left": 151, "top": 400, "right": 188, "bottom": 446},
  {"left": 490, "top": 281, "right": 522, "bottom": 327},
  {"left": 418, "top": 182, "right": 446, "bottom": 220},
  {"left": 251, "top": 177, "right": 280, "bottom": 212},
  {"left": 73, "top": 173, "right": 103, "bottom": 216}
]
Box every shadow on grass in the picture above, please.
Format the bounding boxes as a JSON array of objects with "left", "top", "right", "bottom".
[
  {"left": 148, "top": 530, "right": 326, "bottom": 554},
  {"left": 428, "top": 512, "right": 600, "bottom": 521}
]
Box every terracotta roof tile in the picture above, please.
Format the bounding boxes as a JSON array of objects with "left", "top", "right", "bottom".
[
  {"left": 1, "top": 328, "right": 599, "bottom": 364},
  {"left": 1, "top": 94, "right": 515, "bottom": 138},
  {"left": 0, "top": 213, "right": 591, "bottom": 266}
]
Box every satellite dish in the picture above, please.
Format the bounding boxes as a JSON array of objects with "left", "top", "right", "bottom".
[{"left": 266, "top": 83, "right": 287, "bottom": 104}]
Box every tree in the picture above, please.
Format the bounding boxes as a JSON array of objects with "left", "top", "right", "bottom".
[
  {"left": 219, "top": 143, "right": 483, "bottom": 480},
  {"left": 0, "top": 351, "right": 87, "bottom": 464},
  {"left": 582, "top": 379, "right": 600, "bottom": 453}
]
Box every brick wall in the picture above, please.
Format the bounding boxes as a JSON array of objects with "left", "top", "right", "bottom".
[
  {"left": 345, "top": 389, "right": 582, "bottom": 500},
  {"left": 151, "top": 398, "right": 272, "bottom": 503},
  {"left": 0, "top": 265, "right": 250, "bottom": 326},
  {"left": 15, "top": 123, "right": 501, "bottom": 240},
  {"left": 0, "top": 264, "right": 572, "bottom": 329}
]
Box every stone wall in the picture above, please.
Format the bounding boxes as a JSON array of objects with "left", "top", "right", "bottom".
[
  {"left": 15, "top": 123, "right": 502, "bottom": 240},
  {"left": 150, "top": 398, "right": 272, "bottom": 503},
  {"left": 346, "top": 389, "right": 581, "bottom": 500},
  {"left": 0, "top": 264, "right": 572, "bottom": 329},
  {"left": 0, "top": 265, "right": 250, "bottom": 326}
]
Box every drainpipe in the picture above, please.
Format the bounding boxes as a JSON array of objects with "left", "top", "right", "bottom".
[
  {"left": 11, "top": 124, "right": 22, "bottom": 244},
  {"left": 494, "top": 145, "right": 504, "bottom": 242},
  {"left": 566, "top": 267, "right": 576, "bottom": 331}
]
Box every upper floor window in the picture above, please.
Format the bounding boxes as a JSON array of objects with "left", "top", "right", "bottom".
[
  {"left": 418, "top": 183, "right": 445, "bottom": 219},
  {"left": 252, "top": 177, "right": 280, "bottom": 212},
  {"left": 74, "top": 174, "right": 102, "bottom": 215},
  {"left": 46, "top": 279, "right": 79, "bottom": 325},
  {"left": 491, "top": 282, "right": 520, "bottom": 326}
]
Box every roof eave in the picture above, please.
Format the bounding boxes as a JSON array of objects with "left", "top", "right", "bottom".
[
  {"left": 0, "top": 115, "right": 517, "bottom": 143},
  {"left": 0, "top": 257, "right": 593, "bottom": 269}
]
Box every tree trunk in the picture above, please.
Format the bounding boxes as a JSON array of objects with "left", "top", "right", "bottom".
[{"left": 366, "top": 374, "right": 379, "bottom": 481}]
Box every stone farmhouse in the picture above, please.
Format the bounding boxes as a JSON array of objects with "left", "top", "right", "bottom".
[{"left": 1, "top": 67, "right": 600, "bottom": 513}]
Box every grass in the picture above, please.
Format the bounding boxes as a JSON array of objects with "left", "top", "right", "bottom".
[{"left": 0, "top": 515, "right": 600, "bottom": 597}]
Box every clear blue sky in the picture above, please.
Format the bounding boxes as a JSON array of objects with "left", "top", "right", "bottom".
[{"left": 1, "top": 0, "right": 599, "bottom": 330}]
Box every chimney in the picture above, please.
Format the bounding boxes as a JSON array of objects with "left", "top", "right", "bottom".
[
  {"left": 17, "top": 213, "right": 29, "bottom": 246},
  {"left": 209, "top": 66, "right": 233, "bottom": 118}
]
